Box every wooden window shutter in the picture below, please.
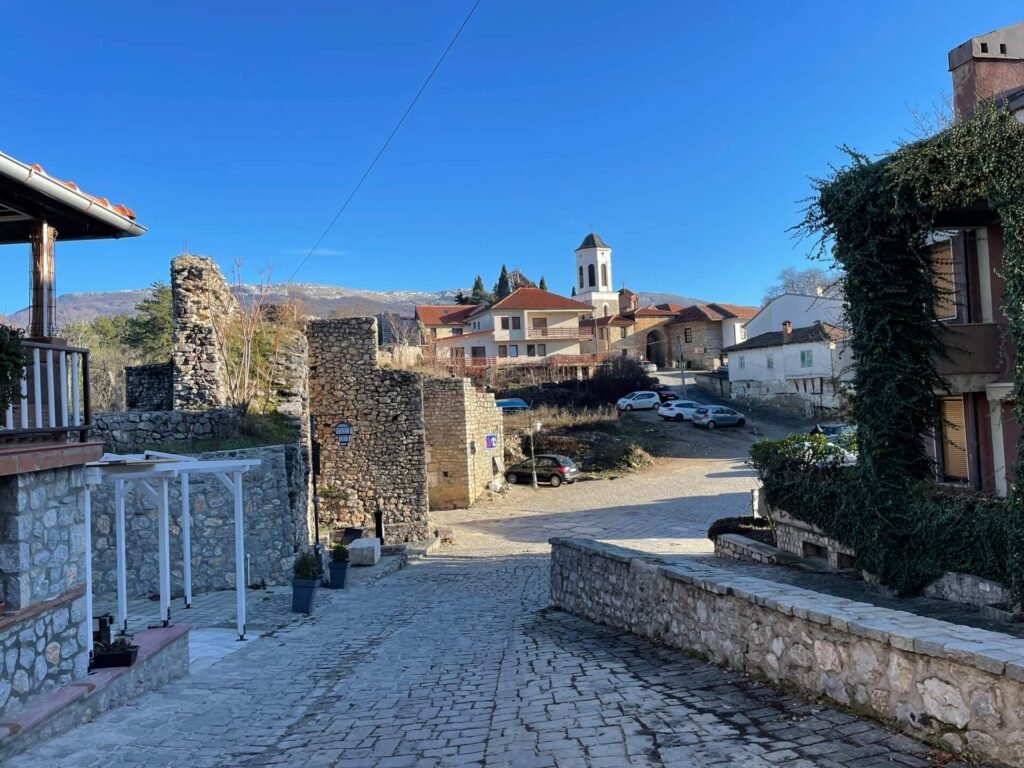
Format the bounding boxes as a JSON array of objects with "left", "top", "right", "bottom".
[
  {"left": 932, "top": 244, "right": 956, "bottom": 320},
  {"left": 941, "top": 396, "right": 969, "bottom": 481}
]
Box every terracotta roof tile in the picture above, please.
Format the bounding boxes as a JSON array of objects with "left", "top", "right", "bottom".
[
  {"left": 491, "top": 287, "right": 592, "bottom": 311},
  {"left": 632, "top": 306, "right": 679, "bottom": 317},
  {"left": 28, "top": 162, "right": 137, "bottom": 219},
  {"left": 415, "top": 304, "right": 478, "bottom": 326}
]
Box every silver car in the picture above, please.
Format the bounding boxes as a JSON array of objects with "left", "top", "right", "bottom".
[{"left": 692, "top": 405, "right": 746, "bottom": 429}]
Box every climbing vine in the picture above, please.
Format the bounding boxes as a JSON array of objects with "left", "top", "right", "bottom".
[{"left": 765, "top": 102, "right": 1024, "bottom": 597}]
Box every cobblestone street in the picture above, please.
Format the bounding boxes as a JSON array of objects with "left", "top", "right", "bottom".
[{"left": 10, "top": 460, "right": 967, "bottom": 768}]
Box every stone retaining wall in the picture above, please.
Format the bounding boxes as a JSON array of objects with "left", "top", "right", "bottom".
[
  {"left": 91, "top": 408, "right": 242, "bottom": 453},
  {"left": 714, "top": 533, "right": 780, "bottom": 564},
  {"left": 91, "top": 445, "right": 303, "bottom": 599},
  {"left": 124, "top": 362, "right": 173, "bottom": 411},
  {"left": 771, "top": 507, "right": 857, "bottom": 569},
  {"left": 550, "top": 537, "right": 1024, "bottom": 767}
]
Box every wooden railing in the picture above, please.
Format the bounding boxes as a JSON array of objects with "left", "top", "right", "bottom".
[
  {"left": 1, "top": 340, "right": 90, "bottom": 441},
  {"left": 526, "top": 327, "right": 594, "bottom": 339}
]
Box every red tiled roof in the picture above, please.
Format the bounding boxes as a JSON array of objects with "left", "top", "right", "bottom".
[
  {"left": 581, "top": 315, "right": 633, "bottom": 328},
  {"left": 654, "top": 303, "right": 685, "bottom": 312},
  {"left": 632, "top": 306, "right": 678, "bottom": 317},
  {"left": 414, "top": 304, "right": 478, "bottom": 326},
  {"left": 669, "top": 302, "right": 760, "bottom": 324},
  {"left": 710, "top": 302, "right": 759, "bottom": 319},
  {"left": 491, "top": 287, "right": 592, "bottom": 311},
  {"left": 27, "top": 162, "right": 137, "bottom": 220}
]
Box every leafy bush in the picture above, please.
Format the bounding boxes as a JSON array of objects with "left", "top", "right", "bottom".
[
  {"left": 0, "top": 325, "right": 26, "bottom": 413},
  {"left": 331, "top": 544, "right": 349, "bottom": 563},
  {"left": 293, "top": 551, "right": 323, "bottom": 580}
]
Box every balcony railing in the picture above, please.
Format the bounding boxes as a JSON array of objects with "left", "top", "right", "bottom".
[
  {"left": 526, "top": 327, "right": 594, "bottom": 339},
  {"left": 1, "top": 340, "right": 90, "bottom": 441},
  {"left": 935, "top": 323, "right": 1005, "bottom": 379}
]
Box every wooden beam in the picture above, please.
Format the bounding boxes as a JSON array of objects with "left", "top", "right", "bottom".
[{"left": 28, "top": 221, "right": 57, "bottom": 339}]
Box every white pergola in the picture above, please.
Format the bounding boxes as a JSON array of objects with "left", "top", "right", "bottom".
[{"left": 83, "top": 451, "right": 261, "bottom": 653}]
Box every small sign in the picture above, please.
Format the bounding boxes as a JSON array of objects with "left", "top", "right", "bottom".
[{"left": 485, "top": 434, "right": 498, "bottom": 450}]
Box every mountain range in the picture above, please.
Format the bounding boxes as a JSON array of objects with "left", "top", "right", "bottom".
[{"left": 5, "top": 283, "right": 704, "bottom": 327}]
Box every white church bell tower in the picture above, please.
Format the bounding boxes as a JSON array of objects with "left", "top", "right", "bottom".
[{"left": 575, "top": 232, "right": 619, "bottom": 318}]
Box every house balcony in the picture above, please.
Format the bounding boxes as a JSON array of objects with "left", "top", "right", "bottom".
[
  {"left": 0, "top": 340, "right": 92, "bottom": 443},
  {"left": 935, "top": 323, "right": 1006, "bottom": 392},
  {"left": 526, "top": 327, "right": 594, "bottom": 340}
]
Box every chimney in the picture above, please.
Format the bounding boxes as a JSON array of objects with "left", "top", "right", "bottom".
[
  {"left": 949, "top": 21, "right": 1024, "bottom": 120},
  {"left": 782, "top": 320, "right": 793, "bottom": 340}
]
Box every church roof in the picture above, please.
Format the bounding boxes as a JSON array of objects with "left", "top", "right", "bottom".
[{"left": 576, "top": 232, "right": 609, "bottom": 250}]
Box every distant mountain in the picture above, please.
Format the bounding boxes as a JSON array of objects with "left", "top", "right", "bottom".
[{"left": 6, "top": 284, "right": 704, "bottom": 327}]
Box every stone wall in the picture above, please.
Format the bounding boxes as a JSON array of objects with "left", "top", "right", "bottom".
[
  {"left": 0, "top": 467, "right": 89, "bottom": 720},
  {"left": 771, "top": 507, "right": 857, "bottom": 569},
  {"left": 91, "top": 408, "right": 242, "bottom": 453},
  {"left": 713, "top": 532, "right": 780, "bottom": 565},
  {"left": 124, "top": 362, "right": 173, "bottom": 411},
  {"left": 423, "top": 377, "right": 504, "bottom": 510},
  {"left": 307, "top": 318, "right": 429, "bottom": 544},
  {"left": 551, "top": 538, "right": 1024, "bottom": 768},
  {"left": 171, "top": 255, "right": 236, "bottom": 410},
  {"left": 923, "top": 572, "right": 1011, "bottom": 609},
  {"left": 91, "top": 445, "right": 303, "bottom": 599}
]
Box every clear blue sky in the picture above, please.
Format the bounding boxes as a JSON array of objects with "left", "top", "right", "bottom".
[{"left": 0, "top": 1, "right": 1019, "bottom": 314}]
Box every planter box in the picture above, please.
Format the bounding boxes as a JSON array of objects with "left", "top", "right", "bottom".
[
  {"left": 292, "top": 578, "right": 319, "bottom": 614},
  {"left": 90, "top": 645, "right": 139, "bottom": 669},
  {"left": 328, "top": 561, "right": 349, "bottom": 589}
]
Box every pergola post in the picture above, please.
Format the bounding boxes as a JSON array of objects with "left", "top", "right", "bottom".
[
  {"left": 83, "top": 483, "right": 93, "bottom": 656},
  {"left": 114, "top": 479, "right": 128, "bottom": 634},
  {"left": 157, "top": 477, "right": 171, "bottom": 626},
  {"left": 181, "top": 472, "right": 193, "bottom": 609},
  {"left": 232, "top": 470, "right": 247, "bottom": 641},
  {"left": 28, "top": 220, "right": 57, "bottom": 339}
]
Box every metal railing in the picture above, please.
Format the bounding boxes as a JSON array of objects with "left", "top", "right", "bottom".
[
  {"left": 1, "top": 340, "right": 90, "bottom": 441},
  {"left": 526, "top": 327, "right": 594, "bottom": 339}
]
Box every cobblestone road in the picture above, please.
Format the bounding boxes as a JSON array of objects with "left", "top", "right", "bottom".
[{"left": 11, "top": 460, "right": 967, "bottom": 768}]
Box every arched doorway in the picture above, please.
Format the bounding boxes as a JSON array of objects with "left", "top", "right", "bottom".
[{"left": 645, "top": 327, "right": 668, "bottom": 368}]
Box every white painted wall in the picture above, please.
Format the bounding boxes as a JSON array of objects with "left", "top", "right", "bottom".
[
  {"left": 728, "top": 338, "right": 853, "bottom": 409},
  {"left": 744, "top": 294, "right": 844, "bottom": 338}
]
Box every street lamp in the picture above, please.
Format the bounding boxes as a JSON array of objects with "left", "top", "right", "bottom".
[{"left": 530, "top": 420, "right": 542, "bottom": 488}]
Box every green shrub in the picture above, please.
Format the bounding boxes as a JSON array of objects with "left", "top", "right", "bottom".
[
  {"left": 707, "top": 515, "right": 771, "bottom": 541},
  {"left": 331, "top": 544, "right": 349, "bottom": 563},
  {"left": 293, "top": 551, "right": 323, "bottom": 580},
  {"left": 0, "top": 325, "right": 27, "bottom": 413}
]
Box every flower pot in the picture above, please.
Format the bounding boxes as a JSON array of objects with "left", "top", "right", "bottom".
[
  {"left": 90, "top": 645, "right": 139, "bottom": 669},
  {"left": 328, "top": 561, "right": 349, "bottom": 589},
  {"left": 292, "top": 578, "right": 319, "bottom": 614}
]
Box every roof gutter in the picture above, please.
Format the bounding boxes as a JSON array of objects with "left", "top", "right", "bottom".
[{"left": 0, "top": 151, "right": 147, "bottom": 237}]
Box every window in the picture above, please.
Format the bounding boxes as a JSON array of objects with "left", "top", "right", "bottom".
[
  {"left": 603, "top": 304, "right": 610, "bottom": 317},
  {"left": 578, "top": 266, "right": 584, "bottom": 289},
  {"left": 619, "top": 327, "right": 627, "bottom": 339},
  {"left": 470, "top": 346, "right": 487, "bottom": 359},
  {"left": 509, "top": 345, "right": 519, "bottom": 357},
  {"left": 600, "top": 329, "right": 607, "bottom": 341},
  {"left": 511, "top": 317, "right": 521, "bottom": 330},
  {"left": 498, "top": 345, "right": 508, "bottom": 358},
  {"left": 739, "top": 356, "right": 745, "bottom": 369},
  {"left": 537, "top": 344, "right": 546, "bottom": 356},
  {"left": 800, "top": 350, "right": 813, "bottom": 368},
  {"left": 766, "top": 355, "right": 774, "bottom": 369},
  {"left": 684, "top": 328, "right": 693, "bottom": 343},
  {"left": 941, "top": 396, "right": 969, "bottom": 481},
  {"left": 531, "top": 317, "right": 547, "bottom": 330},
  {"left": 527, "top": 344, "right": 536, "bottom": 356},
  {"left": 932, "top": 243, "right": 957, "bottom": 320},
  {"left": 500, "top": 317, "right": 509, "bottom": 330},
  {"left": 588, "top": 264, "right": 596, "bottom": 287},
  {"left": 451, "top": 328, "right": 463, "bottom": 336},
  {"left": 738, "top": 326, "right": 747, "bottom": 341},
  {"left": 601, "top": 263, "right": 608, "bottom": 288}
]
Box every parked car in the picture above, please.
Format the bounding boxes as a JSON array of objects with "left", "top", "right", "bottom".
[
  {"left": 692, "top": 405, "right": 746, "bottom": 429},
  {"left": 505, "top": 455, "right": 579, "bottom": 487},
  {"left": 640, "top": 361, "right": 658, "bottom": 374},
  {"left": 816, "top": 423, "right": 857, "bottom": 441},
  {"left": 658, "top": 390, "right": 680, "bottom": 403},
  {"left": 495, "top": 398, "right": 529, "bottom": 414},
  {"left": 657, "top": 400, "right": 703, "bottom": 422},
  {"left": 616, "top": 391, "right": 661, "bottom": 411}
]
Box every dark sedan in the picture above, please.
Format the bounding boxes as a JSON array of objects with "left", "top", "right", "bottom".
[{"left": 505, "top": 455, "right": 579, "bottom": 487}]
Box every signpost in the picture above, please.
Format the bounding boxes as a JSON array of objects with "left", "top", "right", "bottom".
[{"left": 485, "top": 433, "right": 498, "bottom": 492}]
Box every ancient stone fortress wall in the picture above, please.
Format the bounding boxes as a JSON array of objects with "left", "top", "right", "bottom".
[
  {"left": 90, "top": 445, "right": 303, "bottom": 600},
  {"left": 0, "top": 468, "right": 89, "bottom": 719},
  {"left": 423, "top": 378, "right": 504, "bottom": 510},
  {"left": 551, "top": 538, "right": 1024, "bottom": 768},
  {"left": 91, "top": 408, "right": 242, "bottom": 453},
  {"left": 124, "top": 361, "right": 173, "bottom": 411},
  {"left": 171, "top": 255, "right": 237, "bottom": 411},
  {"left": 307, "top": 317, "right": 429, "bottom": 544}
]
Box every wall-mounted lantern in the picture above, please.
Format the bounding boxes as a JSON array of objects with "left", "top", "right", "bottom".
[{"left": 335, "top": 422, "right": 353, "bottom": 447}]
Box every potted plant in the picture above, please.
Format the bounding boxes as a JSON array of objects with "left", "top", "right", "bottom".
[
  {"left": 292, "top": 551, "right": 323, "bottom": 614},
  {"left": 90, "top": 636, "right": 139, "bottom": 669},
  {"left": 328, "top": 544, "right": 349, "bottom": 589}
]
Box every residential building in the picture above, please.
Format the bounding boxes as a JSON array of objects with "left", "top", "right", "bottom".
[
  {"left": 665, "top": 303, "right": 759, "bottom": 370},
  {"left": 743, "top": 292, "right": 844, "bottom": 338},
  {"left": 428, "top": 287, "right": 594, "bottom": 366},
  {"left": 414, "top": 304, "right": 477, "bottom": 345},
  {"left": 724, "top": 321, "right": 852, "bottom": 412}
]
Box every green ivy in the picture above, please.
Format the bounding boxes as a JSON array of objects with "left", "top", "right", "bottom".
[{"left": 0, "top": 325, "right": 27, "bottom": 413}]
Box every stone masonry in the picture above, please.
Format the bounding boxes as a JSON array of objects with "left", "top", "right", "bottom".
[
  {"left": 124, "top": 361, "right": 173, "bottom": 411},
  {"left": 551, "top": 537, "right": 1024, "bottom": 768},
  {"left": 90, "top": 445, "right": 303, "bottom": 599},
  {"left": 91, "top": 408, "right": 242, "bottom": 453},
  {"left": 307, "top": 318, "right": 429, "bottom": 544},
  {"left": 423, "top": 377, "right": 504, "bottom": 510},
  {"left": 171, "top": 255, "right": 236, "bottom": 410},
  {"left": 0, "top": 467, "right": 89, "bottom": 720}
]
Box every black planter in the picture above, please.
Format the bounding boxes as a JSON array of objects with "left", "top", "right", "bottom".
[
  {"left": 328, "top": 561, "right": 349, "bottom": 589},
  {"left": 90, "top": 645, "right": 139, "bottom": 669},
  {"left": 292, "top": 578, "right": 319, "bottom": 614}
]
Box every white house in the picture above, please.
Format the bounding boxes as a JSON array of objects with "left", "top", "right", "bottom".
[
  {"left": 723, "top": 320, "right": 852, "bottom": 413},
  {"left": 744, "top": 292, "right": 844, "bottom": 338}
]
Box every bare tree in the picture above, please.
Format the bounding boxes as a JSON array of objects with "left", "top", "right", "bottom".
[
  {"left": 762, "top": 267, "right": 842, "bottom": 305},
  {"left": 211, "top": 259, "right": 273, "bottom": 411}
]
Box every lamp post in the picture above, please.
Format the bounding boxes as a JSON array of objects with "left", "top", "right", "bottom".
[{"left": 530, "top": 420, "right": 542, "bottom": 488}]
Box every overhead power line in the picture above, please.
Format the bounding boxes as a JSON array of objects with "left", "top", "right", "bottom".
[{"left": 287, "top": 0, "right": 483, "bottom": 284}]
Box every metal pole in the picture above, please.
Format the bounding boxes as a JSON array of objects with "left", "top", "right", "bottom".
[
  {"left": 232, "top": 470, "right": 247, "bottom": 641},
  {"left": 84, "top": 484, "right": 93, "bottom": 656},
  {"left": 530, "top": 430, "right": 538, "bottom": 488},
  {"left": 181, "top": 472, "right": 193, "bottom": 608},
  {"left": 115, "top": 479, "right": 128, "bottom": 634},
  {"left": 158, "top": 477, "right": 171, "bottom": 627}
]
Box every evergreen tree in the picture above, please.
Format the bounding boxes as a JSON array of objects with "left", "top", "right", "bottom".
[
  {"left": 454, "top": 290, "right": 472, "bottom": 305},
  {"left": 470, "top": 276, "right": 492, "bottom": 305},
  {"left": 494, "top": 265, "right": 511, "bottom": 300},
  {"left": 571, "top": 285, "right": 577, "bottom": 297},
  {"left": 539, "top": 276, "right": 547, "bottom": 291},
  {"left": 123, "top": 281, "right": 173, "bottom": 362}
]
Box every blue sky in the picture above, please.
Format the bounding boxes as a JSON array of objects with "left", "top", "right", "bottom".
[{"left": 0, "top": 1, "right": 1019, "bottom": 314}]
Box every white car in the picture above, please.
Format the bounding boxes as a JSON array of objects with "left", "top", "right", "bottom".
[
  {"left": 616, "top": 391, "right": 661, "bottom": 411},
  {"left": 657, "top": 400, "right": 703, "bottom": 422},
  {"left": 640, "top": 361, "right": 658, "bottom": 374}
]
